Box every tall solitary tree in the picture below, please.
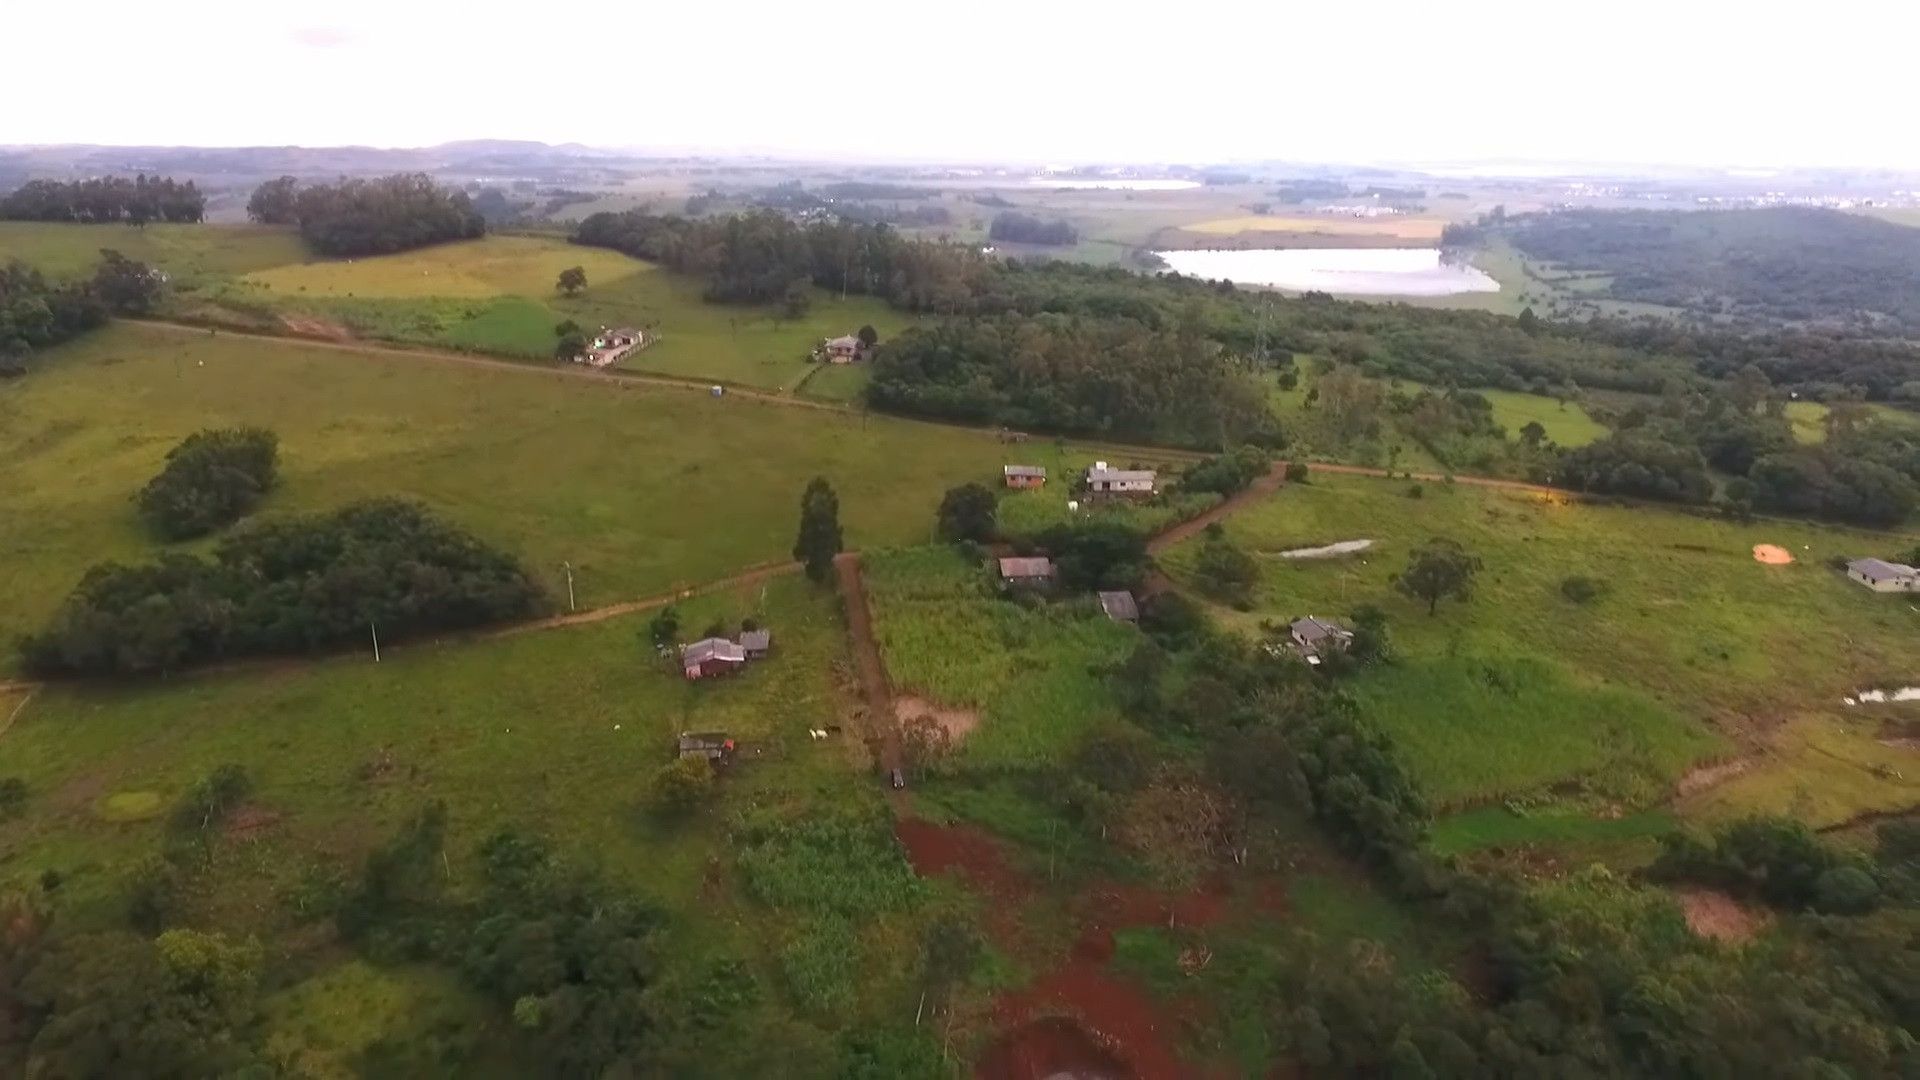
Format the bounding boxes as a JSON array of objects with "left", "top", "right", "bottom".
[
  {"left": 1396, "top": 538, "right": 1481, "bottom": 615},
  {"left": 557, "top": 266, "right": 588, "bottom": 296},
  {"left": 935, "top": 482, "right": 997, "bottom": 543},
  {"left": 792, "top": 477, "right": 843, "bottom": 582}
]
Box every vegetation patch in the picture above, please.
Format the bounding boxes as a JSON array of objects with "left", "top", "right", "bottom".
[{"left": 95, "top": 790, "right": 164, "bottom": 822}]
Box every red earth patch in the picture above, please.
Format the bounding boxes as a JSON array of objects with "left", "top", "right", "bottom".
[{"left": 895, "top": 818, "right": 1032, "bottom": 900}]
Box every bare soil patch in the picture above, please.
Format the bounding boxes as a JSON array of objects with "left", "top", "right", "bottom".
[
  {"left": 1676, "top": 887, "right": 1768, "bottom": 943},
  {"left": 896, "top": 695, "right": 981, "bottom": 742},
  {"left": 1752, "top": 544, "right": 1794, "bottom": 565},
  {"left": 981, "top": 956, "right": 1202, "bottom": 1080},
  {"left": 1675, "top": 756, "right": 1754, "bottom": 798},
  {"left": 895, "top": 818, "right": 1030, "bottom": 900},
  {"left": 278, "top": 314, "right": 354, "bottom": 341},
  {"left": 222, "top": 803, "right": 283, "bottom": 840},
  {"left": 976, "top": 1015, "right": 1131, "bottom": 1080}
]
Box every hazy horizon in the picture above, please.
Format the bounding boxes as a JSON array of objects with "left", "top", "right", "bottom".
[{"left": 6, "top": 0, "right": 1918, "bottom": 170}]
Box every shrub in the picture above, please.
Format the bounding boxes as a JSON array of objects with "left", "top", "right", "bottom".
[
  {"left": 1560, "top": 575, "right": 1604, "bottom": 604},
  {"left": 135, "top": 428, "right": 279, "bottom": 540},
  {"left": 1286, "top": 460, "right": 1311, "bottom": 483},
  {"left": 650, "top": 756, "right": 714, "bottom": 816},
  {"left": 0, "top": 777, "right": 25, "bottom": 819}
]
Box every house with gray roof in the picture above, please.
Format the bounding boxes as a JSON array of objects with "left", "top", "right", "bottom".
[
  {"left": 1085, "top": 461, "right": 1156, "bottom": 496},
  {"left": 1288, "top": 616, "right": 1354, "bottom": 664},
  {"left": 1847, "top": 557, "right": 1919, "bottom": 593},
  {"left": 681, "top": 637, "right": 747, "bottom": 679},
  {"left": 997, "top": 556, "right": 1056, "bottom": 587},
  {"left": 1098, "top": 591, "right": 1139, "bottom": 622},
  {"left": 739, "top": 629, "right": 772, "bottom": 658}
]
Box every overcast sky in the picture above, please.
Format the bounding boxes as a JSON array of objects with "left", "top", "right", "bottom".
[{"left": 5, "top": 0, "right": 1916, "bottom": 168}]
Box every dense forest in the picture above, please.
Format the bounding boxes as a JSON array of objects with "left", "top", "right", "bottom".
[
  {"left": 20, "top": 500, "right": 546, "bottom": 676},
  {"left": 0, "top": 251, "right": 162, "bottom": 376},
  {"left": 987, "top": 211, "right": 1079, "bottom": 246},
  {"left": 1498, "top": 207, "right": 1920, "bottom": 331},
  {"left": 248, "top": 173, "right": 486, "bottom": 257},
  {"left": 0, "top": 175, "right": 205, "bottom": 224},
  {"left": 867, "top": 316, "right": 1276, "bottom": 448}
]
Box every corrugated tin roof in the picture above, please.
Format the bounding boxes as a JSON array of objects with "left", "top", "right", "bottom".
[
  {"left": 1850, "top": 558, "right": 1918, "bottom": 581},
  {"left": 1003, "top": 465, "right": 1047, "bottom": 478},
  {"left": 998, "top": 556, "right": 1055, "bottom": 578},
  {"left": 681, "top": 637, "right": 746, "bottom": 664},
  {"left": 1087, "top": 466, "right": 1156, "bottom": 484},
  {"left": 1098, "top": 591, "right": 1139, "bottom": 620}
]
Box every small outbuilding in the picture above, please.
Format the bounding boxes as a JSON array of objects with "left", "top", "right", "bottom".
[
  {"left": 681, "top": 637, "right": 747, "bottom": 679},
  {"left": 739, "top": 629, "right": 772, "bottom": 658},
  {"left": 998, "top": 556, "right": 1056, "bottom": 587},
  {"left": 1003, "top": 465, "right": 1047, "bottom": 489},
  {"left": 1098, "top": 590, "right": 1140, "bottom": 622},
  {"left": 1847, "top": 558, "right": 1919, "bottom": 593},
  {"left": 677, "top": 731, "right": 735, "bottom": 762},
  {"left": 1085, "top": 461, "right": 1156, "bottom": 497},
  {"left": 1288, "top": 616, "right": 1353, "bottom": 665}
]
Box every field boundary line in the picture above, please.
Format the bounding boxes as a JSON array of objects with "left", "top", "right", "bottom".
[{"left": 0, "top": 689, "right": 36, "bottom": 737}]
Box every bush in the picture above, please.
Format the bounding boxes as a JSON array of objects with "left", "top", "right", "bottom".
[
  {"left": 936, "top": 482, "right": 998, "bottom": 543},
  {"left": 650, "top": 755, "right": 714, "bottom": 816},
  {"left": 1178, "top": 445, "right": 1271, "bottom": 496},
  {"left": 1286, "top": 460, "right": 1312, "bottom": 483},
  {"left": 136, "top": 428, "right": 280, "bottom": 540},
  {"left": 0, "top": 777, "right": 25, "bottom": 819},
  {"left": 1559, "top": 575, "right": 1604, "bottom": 604},
  {"left": 1191, "top": 532, "right": 1260, "bottom": 608}
]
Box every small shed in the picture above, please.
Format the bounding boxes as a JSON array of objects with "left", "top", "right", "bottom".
[
  {"left": 1847, "top": 558, "right": 1919, "bottom": 593},
  {"left": 677, "top": 731, "right": 735, "bottom": 762},
  {"left": 681, "top": 637, "right": 747, "bottom": 679},
  {"left": 1098, "top": 591, "right": 1139, "bottom": 622},
  {"left": 1003, "top": 465, "right": 1048, "bottom": 489},
  {"left": 739, "top": 629, "right": 772, "bottom": 658},
  {"left": 1288, "top": 616, "right": 1353, "bottom": 664},
  {"left": 998, "top": 556, "right": 1056, "bottom": 587}
]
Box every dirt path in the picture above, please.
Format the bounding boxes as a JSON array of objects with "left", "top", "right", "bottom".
[
  {"left": 1146, "top": 463, "right": 1287, "bottom": 554},
  {"left": 0, "top": 690, "right": 36, "bottom": 738},
  {"left": 833, "top": 552, "right": 903, "bottom": 780}
]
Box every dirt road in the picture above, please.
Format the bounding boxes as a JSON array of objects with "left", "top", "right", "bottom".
[
  {"left": 833, "top": 552, "right": 903, "bottom": 779},
  {"left": 1145, "top": 463, "right": 1288, "bottom": 554}
]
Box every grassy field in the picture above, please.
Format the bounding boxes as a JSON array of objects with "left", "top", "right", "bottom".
[
  {"left": 0, "top": 575, "right": 934, "bottom": 1073},
  {"left": 0, "top": 220, "right": 309, "bottom": 284},
  {"left": 1161, "top": 473, "right": 1917, "bottom": 815},
  {"left": 1477, "top": 387, "right": 1608, "bottom": 447},
  {"left": 9, "top": 224, "right": 915, "bottom": 391},
  {"left": 1784, "top": 399, "right": 1920, "bottom": 444},
  {"left": 0, "top": 322, "right": 1030, "bottom": 661},
  {"left": 863, "top": 546, "right": 1137, "bottom": 767}
]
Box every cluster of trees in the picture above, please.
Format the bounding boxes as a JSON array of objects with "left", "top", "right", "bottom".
[
  {"left": 1550, "top": 371, "right": 1919, "bottom": 524},
  {"left": 1501, "top": 207, "right": 1920, "bottom": 331},
  {"left": 572, "top": 208, "right": 981, "bottom": 309},
  {"left": 866, "top": 315, "right": 1276, "bottom": 448},
  {"left": 1653, "top": 815, "right": 1910, "bottom": 914},
  {"left": 1176, "top": 445, "right": 1271, "bottom": 496},
  {"left": 20, "top": 499, "right": 545, "bottom": 676},
  {"left": 0, "top": 175, "right": 205, "bottom": 223},
  {"left": 1, "top": 250, "right": 164, "bottom": 376},
  {"left": 250, "top": 173, "right": 486, "bottom": 257},
  {"left": 135, "top": 427, "right": 279, "bottom": 540},
  {"left": 987, "top": 212, "right": 1079, "bottom": 246}
]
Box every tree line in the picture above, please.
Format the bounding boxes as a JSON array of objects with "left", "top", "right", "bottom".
[
  {"left": 248, "top": 173, "right": 486, "bottom": 257},
  {"left": 0, "top": 250, "right": 164, "bottom": 377},
  {"left": 20, "top": 499, "right": 546, "bottom": 677},
  {"left": 987, "top": 211, "right": 1079, "bottom": 246},
  {"left": 0, "top": 175, "right": 205, "bottom": 224}
]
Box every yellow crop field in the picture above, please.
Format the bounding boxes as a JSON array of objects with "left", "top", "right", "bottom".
[{"left": 242, "top": 235, "right": 644, "bottom": 298}]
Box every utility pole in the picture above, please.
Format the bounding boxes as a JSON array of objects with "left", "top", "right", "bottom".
[
  {"left": 370, "top": 621, "right": 381, "bottom": 663},
  {"left": 564, "top": 561, "right": 576, "bottom": 612}
]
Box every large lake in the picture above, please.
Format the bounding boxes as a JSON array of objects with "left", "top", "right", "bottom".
[{"left": 1152, "top": 247, "right": 1500, "bottom": 296}]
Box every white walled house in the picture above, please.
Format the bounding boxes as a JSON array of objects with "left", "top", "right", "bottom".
[
  {"left": 1085, "top": 462, "right": 1156, "bottom": 496},
  {"left": 1847, "top": 558, "right": 1919, "bottom": 593}
]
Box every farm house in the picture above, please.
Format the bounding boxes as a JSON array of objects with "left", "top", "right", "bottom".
[
  {"left": 1003, "top": 465, "right": 1047, "bottom": 489},
  {"left": 1085, "top": 462, "right": 1156, "bottom": 497},
  {"left": 680, "top": 637, "right": 747, "bottom": 679}
]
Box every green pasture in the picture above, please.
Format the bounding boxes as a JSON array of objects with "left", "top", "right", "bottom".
[
  {"left": 0, "top": 220, "right": 308, "bottom": 284},
  {"left": 1784, "top": 399, "right": 1920, "bottom": 444},
  {"left": 1162, "top": 473, "right": 1918, "bottom": 810},
  {"left": 0, "top": 576, "right": 931, "bottom": 1073},
  {"left": 863, "top": 546, "right": 1137, "bottom": 767},
  {"left": 0, "top": 322, "right": 1025, "bottom": 660}
]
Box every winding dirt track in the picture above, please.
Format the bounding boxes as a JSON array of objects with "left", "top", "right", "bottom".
[{"left": 833, "top": 552, "right": 902, "bottom": 778}]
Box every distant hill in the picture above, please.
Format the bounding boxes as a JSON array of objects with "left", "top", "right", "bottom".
[{"left": 1499, "top": 207, "right": 1920, "bottom": 331}]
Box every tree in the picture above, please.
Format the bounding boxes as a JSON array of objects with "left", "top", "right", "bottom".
[
  {"left": 136, "top": 427, "right": 279, "bottom": 540},
  {"left": 935, "top": 482, "right": 997, "bottom": 543},
  {"left": 1518, "top": 420, "right": 1548, "bottom": 448},
  {"left": 856, "top": 324, "right": 879, "bottom": 348},
  {"left": 246, "top": 176, "right": 300, "bottom": 224},
  {"left": 792, "top": 477, "right": 843, "bottom": 583},
  {"left": 556, "top": 266, "right": 587, "bottom": 296},
  {"left": 647, "top": 605, "right": 681, "bottom": 651},
  {"left": 91, "top": 249, "right": 164, "bottom": 315},
  {"left": 554, "top": 330, "right": 587, "bottom": 360},
  {"left": 1191, "top": 526, "right": 1260, "bottom": 608},
  {"left": 782, "top": 280, "right": 812, "bottom": 320},
  {"left": 1348, "top": 603, "right": 1391, "bottom": 664},
  {"left": 1396, "top": 538, "right": 1480, "bottom": 615},
  {"left": 651, "top": 756, "right": 714, "bottom": 815}
]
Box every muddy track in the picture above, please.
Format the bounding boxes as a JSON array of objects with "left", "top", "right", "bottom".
[
  {"left": 1146, "top": 463, "right": 1287, "bottom": 554},
  {"left": 833, "top": 552, "right": 902, "bottom": 782}
]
